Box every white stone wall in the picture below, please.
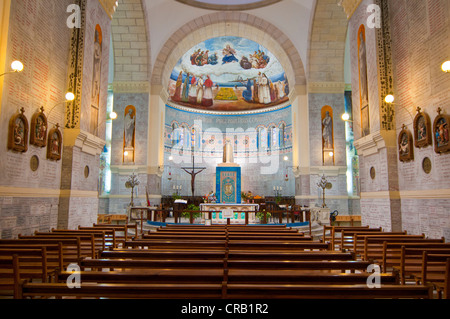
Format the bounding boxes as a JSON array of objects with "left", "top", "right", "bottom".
[
  {"left": 389, "top": 0, "right": 450, "bottom": 240},
  {"left": 0, "top": 0, "right": 73, "bottom": 238}
]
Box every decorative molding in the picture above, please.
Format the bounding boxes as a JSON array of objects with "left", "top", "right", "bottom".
[
  {"left": 110, "top": 165, "right": 149, "bottom": 175},
  {"left": 66, "top": 0, "right": 86, "bottom": 130},
  {"left": 0, "top": 186, "right": 60, "bottom": 198},
  {"left": 360, "top": 191, "right": 400, "bottom": 200},
  {"left": 399, "top": 189, "right": 450, "bottom": 200},
  {"left": 308, "top": 82, "right": 346, "bottom": 94},
  {"left": 98, "top": 0, "right": 119, "bottom": 19},
  {"left": 304, "top": 166, "right": 348, "bottom": 177},
  {"left": 0, "top": 187, "right": 99, "bottom": 199},
  {"left": 63, "top": 129, "right": 106, "bottom": 156},
  {"left": 361, "top": 189, "right": 450, "bottom": 200},
  {"left": 295, "top": 195, "right": 359, "bottom": 200},
  {"left": 376, "top": 0, "right": 395, "bottom": 131},
  {"left": 338, "top": 0, "right": 363, "bottom": 19},
  {"left": 112, "top": 81, "right": 150, "bottom": 94},
  {"left": 59, "top": 190, "right": 100, "bottom": 198},
  {"left": 353, "top": 130, "right": 397, "bottom": 157},
  {"left": 165, "top": 99, "right": 292, "bottom": 117}
]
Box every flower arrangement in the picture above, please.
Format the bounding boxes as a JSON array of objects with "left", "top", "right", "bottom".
[
  {"left": 203, "top": 191, "right": 216, "bottom": 203},
  {"left": 241, "top": 191, "right": 253, "bottom": 203}
]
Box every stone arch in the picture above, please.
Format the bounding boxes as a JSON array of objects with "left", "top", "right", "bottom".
[
  {"left": 110, "top": 0, "right": 150, "bottom": 83},
  {"left": 175, "top": 0, "right": 282, "bottom": 11},
  {"left": 308, "top": 0, "right": 349, "bottom": 83},
  {"left": 151, "top": 12, "right": 306, "bottom": 91}
]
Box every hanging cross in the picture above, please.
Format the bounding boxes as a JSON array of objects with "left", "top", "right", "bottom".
[{"left": 181, "top": 147, "right": 206, "bottom": 197}]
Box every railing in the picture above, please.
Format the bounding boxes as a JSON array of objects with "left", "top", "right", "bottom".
[{"left": 129, "top": 207, "right": 313, "bottom": 236}]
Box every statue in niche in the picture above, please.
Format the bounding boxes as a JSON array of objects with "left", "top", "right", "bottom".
[
  {"left": 124, "top": 108, "right": 136, "bottom": 149},
  {"left": 322, "top": 111, "right": 333, "bottom": 149}
]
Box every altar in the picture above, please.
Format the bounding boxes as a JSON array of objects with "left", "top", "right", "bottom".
[{"left": 200, "top": 203, "right": 259, "bottom": 224}]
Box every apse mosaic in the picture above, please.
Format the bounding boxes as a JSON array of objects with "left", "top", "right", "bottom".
[{"left": 167, "top": 36, "right": 290, "bottom": 112}]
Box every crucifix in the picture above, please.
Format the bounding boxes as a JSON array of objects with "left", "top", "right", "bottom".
[{"left": 181, "top": 147, "right": 207, "bottom": 197}]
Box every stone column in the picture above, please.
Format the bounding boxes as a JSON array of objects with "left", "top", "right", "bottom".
[
  {"left": 108, "top": 82, "right": 150, "bottom": 213},
  {"left": 348, "top": 0, "right": 400, "bottom": 231},
  {"left": 58, "top": 0, "right": 114, "bottom": 229}
]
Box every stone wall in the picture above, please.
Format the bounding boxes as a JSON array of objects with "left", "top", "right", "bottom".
[
  {"left": 0, "top": 0, "right": 73, "bottom": 238},
  {"left": 162, "top": 104, "right": 295, "bottom": 198},
  {"left": 389, "top": 0, "right": 450, "bottom": 240}
]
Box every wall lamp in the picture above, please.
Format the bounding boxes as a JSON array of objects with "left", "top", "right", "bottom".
[
  {"left": 441, "top": 61, "right": 450, "bottom": 73},
  {"left": 0, "top": 61, "right": 24, "bottom": 77}
]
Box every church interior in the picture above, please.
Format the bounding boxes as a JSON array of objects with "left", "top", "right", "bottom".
[{"left": 0, "top": 0, "right": 450, "bottom": 301}]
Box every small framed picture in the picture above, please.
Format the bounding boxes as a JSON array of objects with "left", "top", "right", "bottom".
[
  {"left": 30, "top": 107, "right": 48, "bottom": 148},
  {"left": 413, "top": 107, "right": 432, "bottom": 149},
  {"left": 398, "top": 124, "right": 414, "bottom": 162},
  {"left": 433, "top": 108, "right": 450, "bottom": 154},
  {"left": 47, "top": 124, "right": 63, "bottom": 161},
  {"left": 8, "top": 107, "right": 29, "bottom": 153}
]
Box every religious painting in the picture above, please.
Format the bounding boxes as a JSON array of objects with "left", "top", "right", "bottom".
[
  {"left": 398, "top": 125, "right": 414, "bottom": 162},
  {"left": 47, "top": 125, "right": 62, "bottom": 161},
  {"left": 30, "top": 107, "right": 48, "bottom": 148},
  {"left": 433, "top": 108, "right": 450, "bottom": 154},
  {"left": 167, "top": 36, "right": 290, "bottom": 112},
  {"left": 413, "top": 107, "right": 432, "bottom": 149},
  {"left": 8, "top": 108, "right": 29, "bottom": 153},
  {"left": 123, "top": 105, "right": 136, "bottom": 163},
  {"left": 90, "top": 24, "right": 102, "bottom": 135},
  {"left": 358, "top": 25, "right": 370, "bottom": 137},
  {"left": 322, "top": 106, "right": 334, "bottom": 166}
]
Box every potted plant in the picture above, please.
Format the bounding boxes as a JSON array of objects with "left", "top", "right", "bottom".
[
  {"left": 182, "top": 204, "right": 202, "bottom": 221},
  {"left": 256, "top": 211, "right": 272, "bottom": 224}
]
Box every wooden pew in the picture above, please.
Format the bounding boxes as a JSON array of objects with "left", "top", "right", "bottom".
[
  {"left": 363, "top": 236, "right": 443, "bottom": 262},
  {"left": 100, "top": 250, "right": 356, "bottom": 262},
  {"left": 331, "top": 227, "right": 381, "bottom": 251},
  {"left": 18, "top": 234, "right": 97, "bottom": 259},
  {"left": 396, "top": 246, "right": 450, "bottom": 285},
  {"left": 0, "top": 238, "right": 81, "bottom": 267},
  {"left": 124, "top": 239, "right": 227, "bottom": 250},
  {"left": 49, "top": 229, "right": 112, "bottom": 251},
  {"left": 349, "top": 232, "right": 408, "bottom": 256},
  {"left": 0, "top": 244, "right": 63, "bottom": 278},
  {"left": 383, "top": 242, "right": 450, "bottom": 275},
  {"left": 79, "top": 257, "right": 372, "bottom": 273},
  {"left": 55, "top": 268, "right": 399, "bottom": 287},
  {"left": 414, "top": 253, "right": 450, "bottom": 299},
  {"left": 223, "top": 283, "right": 433, "bottom": 299},
  {"left": 0, "top": 249, "right": 48, "bottom": 299},
  {"left": 142, "top": 233, "right": 311, "bottom": 241},
  {"left": 340, "top": 230, "right": 402, "bottom": 253},
  {"left": 322, "top": 225, "right": 369, "bottom": 249},
  {"left": 227, "top": 240, "right": 331, "bottom": 251},
  {"left": 19, "top": 281, "right": 433, "bottom": 299},
  {"left": 19, "top": 281, "right": 224, "bottom": 299}
]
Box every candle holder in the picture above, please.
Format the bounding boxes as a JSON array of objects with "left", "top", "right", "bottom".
[
  {"left": 125, "top": 172, "right": 140, "bottom": 207},
  {"left": 317, "top": 174, "right": 330, "bottom": 208}
]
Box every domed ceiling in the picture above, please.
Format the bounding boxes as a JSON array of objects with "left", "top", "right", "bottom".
[{"left": 167, "top": 36, "right": 290, "bottom": 112}]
